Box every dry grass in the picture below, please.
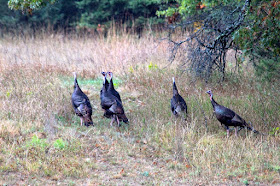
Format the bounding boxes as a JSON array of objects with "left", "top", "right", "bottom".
[
  {"left": 0, "top": 32, "right": 279, "bottom": 185},
  {"left": 0, "top": 32, "right": 169, "bottom": 77}
]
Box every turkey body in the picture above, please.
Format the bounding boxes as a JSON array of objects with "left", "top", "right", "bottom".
[
  {"left": 171, "top": 77, "right": 187, "bottom": 117},
  {"left": 100, "top": 72, "right": 128, "bottom": 126},
  {"left": 71, "top": 72, "right": 94, "bottom": 126},
  {"left": 206, "top": 90, "right": 259, "bottom": 137},
  {"left": 214, "top": 105, "right": 244, "bottom": 127},
  {"left": 171, "top": 94, "right": 187, "bottom": 116}
]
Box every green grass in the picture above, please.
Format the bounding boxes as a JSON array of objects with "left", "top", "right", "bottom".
[
  {"left": 0, "top": 66, "right": 279, "bottom": 185},
  {"left": 60, "top": 75, "right": 122, "bottom": 89}
]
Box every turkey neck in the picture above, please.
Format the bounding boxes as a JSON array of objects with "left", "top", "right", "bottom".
[
  {"left": 105, "top": 79, "right": 109, "bottom": 88},
  {"left": 109, "top": 78, "right": 115, "bottom": 91},
  {"left": 102, "top": 77, "right": 107, "bottom": 93},
  {"left": 210, "top": 95, "right": 219, "bottom": 109},
  {"left": 173, "top": 81, "right": 179, "bottom": 96},
  {"left": 74, "top": 77, "right": 82, "bottom": 91}
]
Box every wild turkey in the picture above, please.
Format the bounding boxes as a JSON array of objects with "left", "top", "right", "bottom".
[
  {"left": 206, "top": 90, "right": 259, "bottom": 137},
  {"left": 107, "top": 71, "right": 122, "bottom": 103},
  {"left": 170, "top": 77, "right": 187, "bottom": 117},
  {"left": 71, "top": 72, "right": 94, "bottom": 126},
  {"left": 100, "top": 72, "right": 128, "bottom": 126}
]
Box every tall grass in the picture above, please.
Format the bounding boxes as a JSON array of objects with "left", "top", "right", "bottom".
[
  {"left": 0, "top": 31, "right": 279, "bottom": 185},
  {"left": 0, "top": 30, "right": 170, "bottom": 76}
]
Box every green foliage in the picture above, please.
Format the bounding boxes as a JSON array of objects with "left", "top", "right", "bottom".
[
  {"left": 3, "top": 0, "right": 165, "bottom": 34},
  {"left": 269, "top": 127, "right": 280, "bottom": 136},
  {"left": 28, "top": 0, "right": 79, "bottom": 28},
  {"left": 1, "top": 0, "right": 79, "bottom": 31},
  {"left": 53, "top": 138, "right": 67, "bottom": 149},
  {"left": 76, "top": 0, "right": 164, "bottom": 30},
  {"left": 243, "top": 179, "right": 249, "bottom": 185},
  {"left": 255, "top": 59, "right": 280, "bottom": 80},
  {"left": 26, "top": 135, "right": 48, "bottom": 149},
  {"left": 0, "top": 0, "right": 21, "bottom": 28},
  {"left": 8, "top": 0, "right": 56, "bottom": 12},
  {"left": 156, "top": 0, "right": 229, "bottom": 18},
  {"left": 235, "top": 0, "right": 280, "bottom": 80},
  {"left": 148, "top": 61, "right": 158, "bottom": 70},
  {"left": 142, "top": 171, "right": 150, "bottom": 177},
  {"left": 158, "top": 0, "right": 280, "bottom": 81}
]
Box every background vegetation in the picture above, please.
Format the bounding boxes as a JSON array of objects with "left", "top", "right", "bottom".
[
  {"left": 3, "top": 0, "right": 166, "bottom": 35},
  {"left": 157, "top": 0, "right": 280, "bottom": 81},
  {"left": 0, "top": 0, "right": 279, "bottom": 185}
]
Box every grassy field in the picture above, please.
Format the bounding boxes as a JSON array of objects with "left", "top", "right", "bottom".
[{"left": 0, "top": 32, "right": 279, "bottom": 185}]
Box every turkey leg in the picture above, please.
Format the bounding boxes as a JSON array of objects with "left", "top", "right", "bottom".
[
  {"left": 116, "top": 116, "right": 120, "bottom": 127},
  {"left": 80, "top": 117, "right": 83, "bottom": 126},
  {"left": 110, "top": 117, "right": 115, "bottom": 127}
]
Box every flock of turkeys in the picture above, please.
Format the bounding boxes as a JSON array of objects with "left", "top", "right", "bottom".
[{"left": 71, "top": 72, "right": 259, "bottom": 137}]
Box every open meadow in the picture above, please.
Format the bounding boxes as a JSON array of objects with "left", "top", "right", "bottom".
[{"left": 0, "top": 32, "right": 279, "bottom": 185}]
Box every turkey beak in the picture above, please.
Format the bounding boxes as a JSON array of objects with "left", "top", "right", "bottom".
[
  {"left": 102, "top": 72, "right": 107, "bottom": 84},
  {"left": 101, "top": 72, "right": 106, "bottom": 77},
  {"left": 108, "top": 72, "right": 112, "bottom": 79},
  {"left": 84, "top": 118, "right": 94, "bottom": 126}
]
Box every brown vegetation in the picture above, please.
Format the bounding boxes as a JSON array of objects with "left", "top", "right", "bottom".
[{"left": 0, "top": 31, "right": 279, "bottom": 185}]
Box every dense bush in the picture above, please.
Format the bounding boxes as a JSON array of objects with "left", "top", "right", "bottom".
[
  {"left": 157, "top": 0, "right": 280, "bottom": 81},
  {"left": 235, "top": 1, "right": 280, "bottom": 80}
]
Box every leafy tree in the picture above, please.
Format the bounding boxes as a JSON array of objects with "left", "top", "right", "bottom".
[
  {"left": 5, "top": 0, "right": 165, "bottom": 35},
  {"left": 0, "top": 0, "right": 21, "bottom": 27},
  {"left": 235, "top": 1, "right": 280, "bottom": 80},
  {"left": 2, "top": 0, "right": 79, "bottom": 32},
  {"left": 0, "top": 0, "right": 32, "bottom": 35},
  {"left": 157, "top": 0, "right": 280, "bottom": 81},
  {"left": 8, "top": 0, "right": 56, "bottom": 14},
  {"left": 76, "top": 0, "right": 165, "bottom": 33},
  {"left": 28, "top": 0, "right": 79, "bottom": 30}
]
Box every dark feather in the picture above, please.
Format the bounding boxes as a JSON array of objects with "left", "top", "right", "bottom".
[
  {"left": 71, "top": 72, "right": 93, "bottom": 126},
  {"left": 107, "top": 72, "right": 122, "bottom": 103},
  {"left": 100, "top": 72, "right": 128, "bottom": 125},
  {"left": 170, "top": 77, "right": 187, "bottom": 116},
  {"left": 206, "top": 90, "right": 259, "bottom": 135},
  {"left": 100, "top": 72, "right": 109, "bottom": 100}
]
